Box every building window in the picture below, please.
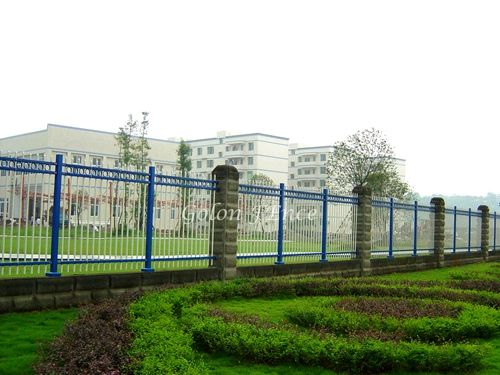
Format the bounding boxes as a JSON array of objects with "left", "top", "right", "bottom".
[
  {"left": 38, "top": 153, "right": 45, "bottom": 161},
  {"left": 304, "top": 157, "right": 310, "bottom": 162},
  {"left": 73, "top": 155, "right": 83, "bottom": 164},
  {"left": 114, "top": 160, "right": 121, "bottom": 169},
  {"left": 304, "top": 182, "right": 310, "bottom": 187},
  {"left": 197, "top": 161, "right": 202, "bottom": 168},
  {"left": 290, "top": 174, "right": 295, "bottom": 179},
  {"left": 171, "top": 208, "right": 175, "bottom": 219},
  {"left": 219, "top": 138, "right": 223, "bottom": 144},
  {"left": 90, "top": 204, "right": 99, "bottom": 217},
  {"left": 246, "top": 171, "right": 253, "bottom": 180},
  {"left": 298, "top": 157, "right": 302, "bottom": 162},
  {"left": 248, "top": 142, "right": 254, "bottom": 151},
  {"left": 297, "top": 182, "right": 302, "bottom": 187},
  {"left": 298, "top": 169, "right": 302, "bottom": 175},
  {"left": 155, "top": 207, "right": 161, "bottom": 219},
  {"left": 219, "top": 151, "right": 223, "bottom": 157},
  {"left": 157, "top": 165, "right": 164, "bottom": 174},
  {"left": 0, "top": 198, "right": 8, "bottom": 214},
  {"left": 305, "top": 170, "right": 311, "bottom": 175},
  {"left": 291, "top": 150, "right": 295, "bottom": 155},
  {"left": 207, "top": 160, "right": 214, "bottom": 168},
  {"left": 113, "top": 205, "right": 121, "bottom": 217},
  {"left": 320, "top": 167, "right": 326, "bottom": 174},
  {"left": 321, "top": 154, "right": 326, "bottom": 161},
  {"left": 320, "top": 180, "right": 326, "bottom": 187},
  {"left": 290, "top": 162, "right": 295, "bottom": 167},
  {"left": 247, "top": 157, "right": 253, "bottom": 165},
  {"left": 197, "top": 148, "right": 202, "bottom": 156},
  {"left": 207, "top": 146, "right": 214, "bottom": 154},
  {"left": 92, "top": 157, "right": 102, "bottom": 167}
]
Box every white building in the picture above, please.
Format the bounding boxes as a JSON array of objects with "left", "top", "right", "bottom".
[
  {"left": 187, "top": 130, "right": 289, "bottom": 184},
  {"left": 288, "top": 144, "right": 334, "bottom": 189},
  {"left": 0, "top": 124, "right": 292, "bottom": 228}
]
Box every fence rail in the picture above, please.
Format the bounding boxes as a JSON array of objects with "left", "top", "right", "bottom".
[{"left": 1, "top": 154, "right": 499, "bottom": 277}]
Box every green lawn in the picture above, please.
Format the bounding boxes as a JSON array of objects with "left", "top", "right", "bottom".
[{"left": 2, "top": 261, "right": 500, "bottom": 374}]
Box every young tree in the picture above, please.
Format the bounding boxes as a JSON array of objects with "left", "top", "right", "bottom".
[
  {"left": 114, "top": 114, "right": 138, "bottom": 169},
  {"left": 176, "top": 138, "right": 192, "bottom": 177},
  {"left": 72, "top": 189, "right": 89, "bottom": 227},
  {"left": 326, "top": 128, "right": 411, "bottom": 200},
  {"left": 132, "top": 112, "right": 152, "bottom": 230},
  {"left": 132, "top": 112, "right": 152, "bottom": 172},
  {"left": 113, "top": 113, "right": 152, "bottom": 231},
  {"left": 176, "top": 139, "right": 192, "bottom": 236},
  {"left": 249, "top": 173, "right": 275, "bottom": 234}
]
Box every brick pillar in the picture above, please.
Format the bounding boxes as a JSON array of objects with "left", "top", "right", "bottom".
[
  {"left": 430, "top": 197, "right": 446, "bottom": 268},
  {"left": 478, "top": 205, "right": 490, "bottom": 261},
  {"left": 211, "top": 165, "right": 239, "bottom": 281},
  {"left": 353, "top": 185, "right": 372, "bottom": 276}
]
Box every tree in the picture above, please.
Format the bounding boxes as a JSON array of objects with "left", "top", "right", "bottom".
[
  {"left": 132, "top": 112, "right": 151, "bottom": 230},
  {"left": 249, "top": 173, "right": 275, "bottom": 234},
  {"left": 176, "top": 139, "right": 192, "bottom": 236},
  {"left": 114, "top": 114, "right": 137, "bottom": 169},
  {"left": 176, "top": 138, "right": 192, "bottom": 177},
  {"left": 113, "top": 112, "right": 152, "bottom": 231},
  {"left": 250, "top": 173, "right": 274, "bottom": 187},
  {"left": 132, "top": 112, "right": 151, "bottom": 172},
  {"left": 72, "top": 189, "right": 89, "bottom": 227},
  {"left": 326, "top": 128, "right": 411, "bottom": 200}
]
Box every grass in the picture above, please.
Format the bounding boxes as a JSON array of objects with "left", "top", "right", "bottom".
[
  {"left": 0, "top": 308, "right": 78, "bottom": 375},
  {"left": 2, "top": 261, "right": 500, "bottom": 374}
]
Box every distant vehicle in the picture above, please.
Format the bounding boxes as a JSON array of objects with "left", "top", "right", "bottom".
[{"left": 49, "top": 214, "right": 73, "bottom": 228}]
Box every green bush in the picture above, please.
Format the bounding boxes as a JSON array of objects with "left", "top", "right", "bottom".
[{"left": 34, "top": 275, "right": 498, "bottom": 374}]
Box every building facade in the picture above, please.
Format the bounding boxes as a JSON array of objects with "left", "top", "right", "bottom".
[{"left": 288, "top": 143, "right": 407, "bottom": 191}]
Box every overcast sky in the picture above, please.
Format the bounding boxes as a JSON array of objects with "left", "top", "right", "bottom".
[{"left": 1, "top": 1, "right": 499, "bottom": 198}]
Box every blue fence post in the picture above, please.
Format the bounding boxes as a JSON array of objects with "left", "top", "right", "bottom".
[
  {"left": 320, "top": 188, "right": 328, "bottom": 262},
  {"left": 46, "top": 154, "right": 63, "bottom": 277},
  {"left": 412, "top": 200, "right": 418, "bottom": 257},
  {"left": 275, "top": 183, "right": 285, "bottom": 265},
  {"left": 387, "top": 197, "right": 394, "bottom": 258},
  {"left": 142, "top": 166, "right": 155, "bottom": 272},
  {"left": 452, "top": 206, "right": 457, "bottom": 253}
]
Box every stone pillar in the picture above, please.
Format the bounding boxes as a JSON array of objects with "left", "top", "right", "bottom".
[
  {"left": 211, "top": 165, "right": 240, "bottom": 281},
  {"left": 478, "top": 205, "right": 490, "bottom": 261},
  {"left": 353, "top": 185, "right": 372, "bottom": 276},
  {"left": 430, "top": 197, "right": 446, "bottom": 268}
]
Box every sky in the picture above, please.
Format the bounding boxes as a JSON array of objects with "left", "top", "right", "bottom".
[{"left": 1, "top": 1, "right": 499, "bottom": 198}]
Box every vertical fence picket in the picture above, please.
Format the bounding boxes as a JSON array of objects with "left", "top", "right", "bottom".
[
  {"left": 412, "top": 200, "right": 418, "bottom": 257},
  {"left": 46, "top": 154, "right": 62, "bottom": 277},
  {"left": 142, "top": 166, "right": 155, "bottom": 272},
  {"left": 276, "top": 183, "right": 285, "bottom": 265},
  {"left": 320, "top": 188, "right": 328, "bottom": 262}
]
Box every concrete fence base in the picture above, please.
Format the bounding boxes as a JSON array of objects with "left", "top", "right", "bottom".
[{"left": 2, "top": 251, "right": 499, "bottom": 313}]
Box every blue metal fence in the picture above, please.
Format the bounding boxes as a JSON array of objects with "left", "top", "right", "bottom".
[
  {"left": 0, "top": 154, "right": 217, "bottom": 277},
  {"left": 1, "top": 154, "right": 499, "bottom": 277},
  {"left": 371, "top": 198, "right": 435, "bottom": 257},
  {"left": 444, "top": 207, "right": 482, "bottom": 253},
  {"left": 237, "top": 183, "right": 358, "bottom": 264}
]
